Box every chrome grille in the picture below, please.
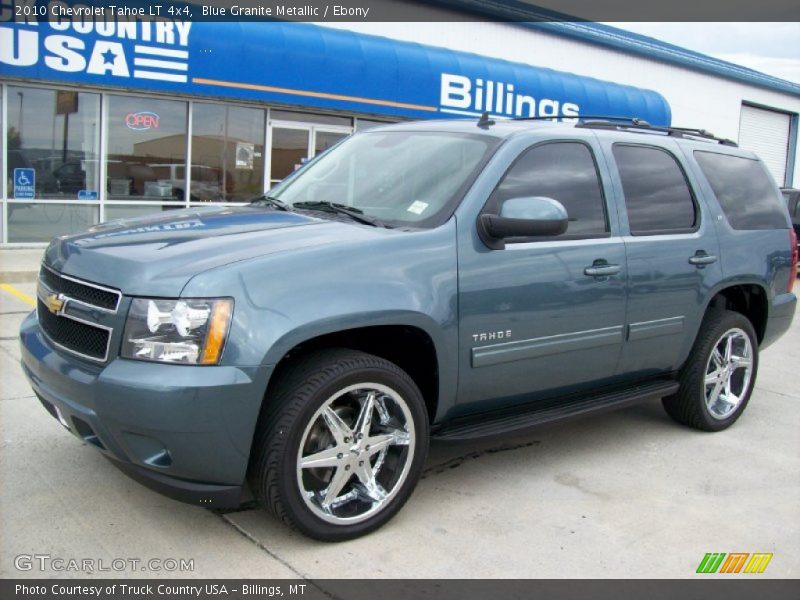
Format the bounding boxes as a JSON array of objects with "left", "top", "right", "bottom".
[
  {"left": 37, "top": 298, "right": 110, "bottom": 361},
  {"left": 39, "top": 264, "right": 121, "bottom": 312},
  {"left": 36, "top": 264, "right": 120, "bottom": 362}
]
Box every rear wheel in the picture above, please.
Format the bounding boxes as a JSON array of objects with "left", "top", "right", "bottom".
[
  {"left": 663, "top": 309, "right": 758, "bottom": 431},
  {"left": 250, "top": 349, "right": 428, "bottom": 541}
]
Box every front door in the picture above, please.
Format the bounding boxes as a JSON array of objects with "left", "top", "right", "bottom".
[{"left": 457, "top": 140, "right": 627, "bottom": 414}]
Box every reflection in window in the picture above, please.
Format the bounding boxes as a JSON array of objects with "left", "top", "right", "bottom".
[
  {"left": 6, "top": 87, "right": 100, "bottom": 200},
  {"left": 272, "top": 131, "right": 494, "bottom": 226},
  {"left": 694, "top": 151, "right": 787, "bottom": 230},
  {"left": 613, "top": 145, "right": 696, "bottom": 234},
  {"left": 191, "top": 103, "right": 265, "bottom": 202},
  {"left": 271, "top": 128, "right": 309, "bottom": 182},
  {"left": 104, "top": 204, "right": 184, "bottom": 222},
  {"left": 7, "top": 203, "right": 97, "bottom": 243},
  {"left": 314, "top": 131, "right": 348, "bottom": 156},
  {"left": 106, "top": 96, "right": 187, "bottom": 201},
  {"left": 489, "top": 142, "right": 608, "bottom": 235}
]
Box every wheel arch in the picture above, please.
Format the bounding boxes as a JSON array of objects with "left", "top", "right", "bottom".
[
  {"left": 703, "top": 281, "right": 769, "bottom": 345},
  {"left": 261, "top": 315, "right": 445, "bottom": 426}
]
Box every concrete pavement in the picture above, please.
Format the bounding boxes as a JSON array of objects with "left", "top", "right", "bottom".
[
  {"left": 0, "top": 248, "right": 44, "bottom": 283},
  {"left": 1, "top": 278, "right": 798, "bottom": 579}
]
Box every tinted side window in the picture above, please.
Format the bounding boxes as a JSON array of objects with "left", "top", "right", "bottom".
[
  {"left": 488, "top": 142, "right": 607, "bottom": 235},
  {"left": 612, "top": 145, "right": 697, "bottom": 234},
  {"left": 695, "top": 151, "right": 789, "bottom": 230}
]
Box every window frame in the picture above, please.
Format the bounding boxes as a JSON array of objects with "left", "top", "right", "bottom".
[
  {"left": 480, "top": 139, "right": 612, "bottom": 244},
  {"left": 612, "top": 142, "right": 701, "bottom": 237}
]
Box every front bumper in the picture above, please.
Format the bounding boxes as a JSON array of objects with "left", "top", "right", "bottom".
[{"left": 20, "top": 311, "right": 272, "bottom": 509}]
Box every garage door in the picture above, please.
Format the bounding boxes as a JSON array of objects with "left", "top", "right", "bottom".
[{"left": 739, "top": 104, "right": 791, "bottom": 186}]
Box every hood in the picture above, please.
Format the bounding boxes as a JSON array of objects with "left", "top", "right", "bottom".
[{"left": 44, "top": 206, "right": 386, "bottom": 296}]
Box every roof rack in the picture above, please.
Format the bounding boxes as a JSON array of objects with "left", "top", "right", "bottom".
[
  {"left": 575, "top": 118, "right": 737, "bottom": 146},
  {"left": 513, "top": 114, "right": 649, "bottom": 125}
]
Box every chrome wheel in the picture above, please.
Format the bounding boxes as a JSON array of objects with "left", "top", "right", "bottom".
[
  {"left": 296, "top": 383, "right": 415, "bottom": 525},
  {"left": 704, "top": 327, "right": 754, "bottom": 420}
]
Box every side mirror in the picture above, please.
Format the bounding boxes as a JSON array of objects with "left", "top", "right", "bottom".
[{"left": 478, "top": 196, "right": 569, "bottom": 249}]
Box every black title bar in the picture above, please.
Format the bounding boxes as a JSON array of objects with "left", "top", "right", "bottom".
[{"left": 3, "top": 0, "right": 800, "bottom": 23}]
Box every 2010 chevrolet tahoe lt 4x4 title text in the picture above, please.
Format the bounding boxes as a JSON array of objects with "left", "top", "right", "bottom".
[{"left": 20, "top": 117, "right": 797, "bottom": 541}]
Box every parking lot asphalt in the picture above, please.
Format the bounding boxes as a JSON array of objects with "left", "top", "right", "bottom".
[{"left": 1, "top": 279, "right": 798, "bottom": 579}]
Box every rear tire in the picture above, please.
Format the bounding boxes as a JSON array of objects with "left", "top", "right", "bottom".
[
  {"left": 663, "top": 309, "right": 758, "bottom": 431},
  {"left": 250, "top": 348, "right": 429, "bottom": 541}
]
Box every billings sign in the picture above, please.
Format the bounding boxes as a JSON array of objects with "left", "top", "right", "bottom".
[
  {"left": 0, "top": 10, "right": 670, "bottom": 124},
  {"left": 0, "top": 1, "right": 191, "bottom": 84}
]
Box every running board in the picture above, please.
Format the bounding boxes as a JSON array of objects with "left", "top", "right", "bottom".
[{"left": 433, "top": 380, "right": 679, "bottom": 441}]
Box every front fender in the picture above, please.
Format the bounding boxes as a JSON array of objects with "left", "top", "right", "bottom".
[{"left": 180, "top": 222, "right": 460, "bottom": 420}]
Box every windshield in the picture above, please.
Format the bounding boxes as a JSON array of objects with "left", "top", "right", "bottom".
[{"left": 269, "top": 130, "right": 498, "bottom": 227}]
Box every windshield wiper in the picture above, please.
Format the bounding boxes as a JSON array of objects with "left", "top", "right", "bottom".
[
  {"left": 292, "top": 201, "right": 388, "bottom": 228},
  {"left": 250, "top": 195, "right": 291, "bottom": 211}
]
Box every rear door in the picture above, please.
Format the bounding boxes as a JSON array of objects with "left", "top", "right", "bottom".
[{"left": 601, "top": 140, "right": 723, "bottom": 377}]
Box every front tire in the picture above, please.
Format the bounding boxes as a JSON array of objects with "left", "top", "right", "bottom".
[
  {"left": 250, "top": 349, "right": 429, "bottom": 541},
  {"left": 663, "top": 309, "right": 758, "bottom": 431}
]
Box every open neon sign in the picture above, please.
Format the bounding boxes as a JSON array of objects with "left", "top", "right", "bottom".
[{"left": 125, "top": 112, "right": 160, "bottom": 131}]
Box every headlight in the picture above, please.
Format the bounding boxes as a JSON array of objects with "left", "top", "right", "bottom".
[{"left": 122, "top": 298, "right": 233, "bottom": 365}]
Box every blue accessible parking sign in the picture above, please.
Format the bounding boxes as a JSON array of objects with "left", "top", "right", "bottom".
[{"left": 13, "top": 168, "right": 35, "bottom": 199}]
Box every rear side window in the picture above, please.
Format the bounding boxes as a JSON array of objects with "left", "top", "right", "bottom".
[
  {"left": 612, "top": 144, "right": 697, "bottom": 235},
  {"left": 488, "top": 142, "right": 608, "bottom": 236},
  {"left": 695, "top": 151, "right": 789, "bottom": 230}
]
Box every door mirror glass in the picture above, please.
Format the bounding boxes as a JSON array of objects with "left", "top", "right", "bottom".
[{"left": 479, "top": 196, "right": 569, "bottom": 249}]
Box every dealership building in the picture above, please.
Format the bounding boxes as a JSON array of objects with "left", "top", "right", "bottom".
[{"left": 1, "top": 3, "right": 799, "bottom": 245}]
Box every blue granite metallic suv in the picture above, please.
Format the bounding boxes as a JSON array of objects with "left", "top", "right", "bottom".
[{"left": 20, "top": 118, "right": 797, "bottom": 540}]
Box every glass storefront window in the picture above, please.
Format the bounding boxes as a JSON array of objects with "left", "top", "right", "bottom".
[
  {"left": 314, "top": 131, "right": 348, "bottom": 155},
  {"left": 6, "top": 87, "right": 101, "bottom": 200},
  {"left": 106, "top": 95, "right": 188, "bottom": 201},
  {"left": 191, "top": 103, "right": 265, "bottom": 202},
  {"left": 0, "top": 85, "right": 374, "bottom": 244},
  {"left": 104, "top": 204, "right": 184, "bottom": 222},
  {"left": 270, "top": 127, "right": 310, "bottom": 182},
  {"left": 7, "top": 203, "right": 97, "bottom": 243}
]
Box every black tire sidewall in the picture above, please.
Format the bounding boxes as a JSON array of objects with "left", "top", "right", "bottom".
[{"left": 274, "top": 357, "right": 429, "bottom": 541}]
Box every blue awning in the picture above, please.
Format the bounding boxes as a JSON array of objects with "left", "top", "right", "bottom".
[{"left": 0, "top": 20, "right": 671, "bottom": 124}]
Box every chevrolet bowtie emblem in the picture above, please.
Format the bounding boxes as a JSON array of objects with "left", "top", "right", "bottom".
[{"left": 44, "top": 293, "right": 65, "bottom": 315}]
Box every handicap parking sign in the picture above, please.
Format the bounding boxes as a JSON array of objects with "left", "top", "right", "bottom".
[{"left": 13, "top": 168, "right": 35, "bottom": 199}]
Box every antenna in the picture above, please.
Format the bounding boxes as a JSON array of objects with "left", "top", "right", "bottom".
[{"left": 477, "top": 111, "right": 495, "bottom": 129}]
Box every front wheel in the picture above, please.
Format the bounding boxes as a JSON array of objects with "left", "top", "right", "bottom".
[
  {"left": 250, "top": 349, "right": 429, "bottom": 541},
  {"left": 663, "top": 309, "right": 758, "bottom": 431}
]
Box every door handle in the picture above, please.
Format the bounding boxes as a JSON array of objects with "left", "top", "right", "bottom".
[
  {"left": 688, "top": 251, "right": 718, "bottom": 267},
  {"left": 584, "top": 263, "right": 621, "bottom": 277}
]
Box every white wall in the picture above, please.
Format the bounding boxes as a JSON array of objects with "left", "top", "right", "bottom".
[{"left": 322, "top": 21, "right": 800, "bottom": 186}]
